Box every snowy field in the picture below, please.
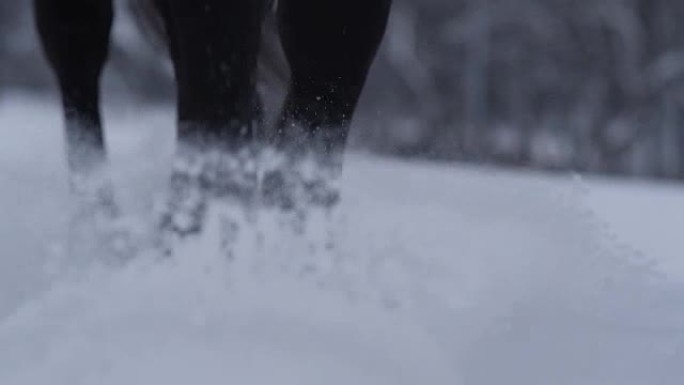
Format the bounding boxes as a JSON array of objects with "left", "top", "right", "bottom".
[{"left": 1, "top": 93, "right": 684, "bottom": 384}]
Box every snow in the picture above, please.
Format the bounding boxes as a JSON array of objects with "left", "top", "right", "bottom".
[{"left": 1, "top": 93, "right": 684, "bottom": 384}]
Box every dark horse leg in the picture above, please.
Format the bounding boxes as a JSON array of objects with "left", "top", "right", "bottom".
[
  {"left": 35, "top": 0, "right": 124, "bottom": 258},
  {"left": 34, "top": 0, "right": 113, "bottom": 174},
  {"left": 276, "top": 0, "right": 392, "bottom": 159},
  {"left": 156, "top": 0, "right": 268, "bottom": 148},
  {"left": 153, "top": 0, "right": 269, "bottom": 237}
]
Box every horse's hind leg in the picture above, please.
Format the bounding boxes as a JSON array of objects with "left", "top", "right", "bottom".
[
  {"left": 34, "top": 0, "right": 113, "bottom": 174},
  {"left": 152, "top": 0, "right": 269, "bottom": 239},
  {"left": 276, "top": 0, "right": 392, "bottom": 158}
]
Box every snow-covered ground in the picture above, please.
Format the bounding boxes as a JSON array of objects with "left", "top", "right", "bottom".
[{"left": 1, "top": 93, "right": 684, "bottom": 385}]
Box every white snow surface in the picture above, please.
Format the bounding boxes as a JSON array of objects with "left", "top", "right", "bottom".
[{"left": 1, "top": 93, "right": 684, "bottom": 384}]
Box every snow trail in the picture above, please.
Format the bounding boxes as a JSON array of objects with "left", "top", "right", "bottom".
[{"left": 1, "top": 95, "right": 684, "bottom": 384}]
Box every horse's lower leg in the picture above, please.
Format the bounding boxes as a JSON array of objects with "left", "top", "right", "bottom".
[
  {"left": 160, "top": 0, "right": 268, "bottom": 149},
  {"left": 34, "top": 0, "right": 113, "bottom": 174},
  {"left": 152, "top": 0, "right": 269, "bottom": 238},
  {"left": 276, "top": 0, "right": 392, "bottom": 157}
]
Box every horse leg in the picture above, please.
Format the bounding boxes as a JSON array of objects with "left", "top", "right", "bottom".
[
  {"left": 153, "top": 0, "right": 268, "bottom": 238},
  {"left": 34, "top": 0, "right": 113, "bottom": 174},
  {"left": 34, "top": 0, "right": 132, "bottom": 259},
  {"left": 276, "top": 0, "right": 392, "bottom": 159},
  {"left": 159, "top": 0, "right": 268, "bottom": 148}
]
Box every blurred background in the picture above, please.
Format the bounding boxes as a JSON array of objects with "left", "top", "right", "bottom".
[{"left": 1, "top": 0, "right": 684, "bottom": 180}]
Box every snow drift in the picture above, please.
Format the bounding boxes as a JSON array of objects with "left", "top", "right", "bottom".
[{"left": 1, "top": 94, "right": 684, "bottom": 384}]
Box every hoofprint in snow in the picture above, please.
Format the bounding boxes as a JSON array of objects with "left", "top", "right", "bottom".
[{"left": 2, "top": 94, "right": 684, "bottom": 384}]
